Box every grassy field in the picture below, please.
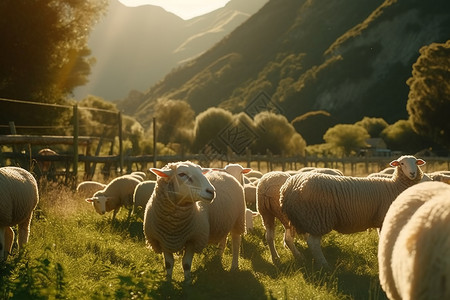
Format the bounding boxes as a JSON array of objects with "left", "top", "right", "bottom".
[{"left": 0, "top": 182, "right": 389, "bottom": 300}]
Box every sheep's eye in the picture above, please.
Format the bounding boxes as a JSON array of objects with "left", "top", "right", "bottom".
[{"left": 178, "top": 173, "right": 192, "bottom": 182}]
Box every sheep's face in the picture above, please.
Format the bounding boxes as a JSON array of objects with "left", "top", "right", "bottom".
[
  {"left": 151, "top": 161, "right": 215, "bottom": 205},
  {"left": 390, "top": 155, "right": 426, "bottom": 180},
  {"left": 213, "top": 164, "right": 252, "bottom": 186},
  {"left": 85, "top": 194, "right": 111, "bottom": 215}
]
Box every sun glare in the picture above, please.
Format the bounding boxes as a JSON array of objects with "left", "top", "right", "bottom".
[{"left": 118, "top": 0, "right": 231, "bottom": 20}]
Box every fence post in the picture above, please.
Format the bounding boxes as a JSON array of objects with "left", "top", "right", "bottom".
[
  {"left": 73, "top": 104, "right": 79, "bottom": 179},
  {"left": 118, "top": 112, "right": 123, "bottom": 175},
  {"left": 153, "top": 117, "right": 156, "bottom": 168}
]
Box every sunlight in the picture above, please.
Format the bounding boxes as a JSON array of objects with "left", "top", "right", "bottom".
[{"left": 118, "top": 0, "right": 231, "bottom": 20}]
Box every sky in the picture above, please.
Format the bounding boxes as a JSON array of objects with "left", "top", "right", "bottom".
[{"left": 118, "top": 0, "right": 231, "bottom": 20}]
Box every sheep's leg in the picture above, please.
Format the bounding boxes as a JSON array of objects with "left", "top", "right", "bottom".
[
  {"left": 284, "top": 227, "right": 303, "bottom": 261},
  {"left": 182, "top": 245, "right": 195, "bottom": 283},
  {"left": 17, "top": 217, "right": 32, "bottom": 250},
  {"left": 5, "top": 227, "right": 14, "bottom": 255},
  {"left": 307, "top": 235, "right": 330, "bottom": 269},
  {"left": 230, "top": 232, "right": 241, "bottom": 271},
  {"left": 263, "top": 216, "right": 280, "bottom": 264},
  {"left": 218, "top": 236, "right": 227, "bottom": 256},
  {"left": 0, "top": 227, "right": 5, "bottom": 260},
  {"left": 163, "top": 252, "right": 175, "bottom": 280}
]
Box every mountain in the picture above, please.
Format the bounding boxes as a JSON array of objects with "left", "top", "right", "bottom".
[
  {"left": 122, "top": 0, "right": 450, "bottom": 129},
  {"left": 72, "top": 0, "right": 267, "bottom": 101}
]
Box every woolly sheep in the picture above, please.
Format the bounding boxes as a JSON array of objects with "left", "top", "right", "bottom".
[
  {"left": 132, "top": 180, "right": 156, "bottom": 215},
  {"left": 256, "top": 171, "right": 301, "bottom": 264},
  {"left": 378, "top": 181, "right": 450, "bottom": 300},
  {"left": 85, "top": 174, "right": 141, "bottom": 219},
  {"left": 257, "top": 168, "right": 343, "bottom": 265},
  {"left": 143, "top": 161, "right": 214, "bottom": 282},
  {"left": 144, "top": 161, "right": 246, "bottom": 282},
  {"left": 214, "top": 163, "right": 252, "bottom": 186},
  {"left": 76, "top": 181, "right": 106, "bottom": 198},
  {"left": 281, "top": 155, "right": 425, "bottom": 269},
  {"left": 244, "top": 183, "right": 257, "bottom": 209},
  {"left": 0, "top": 167, "right": 39, "bottom": 259}
]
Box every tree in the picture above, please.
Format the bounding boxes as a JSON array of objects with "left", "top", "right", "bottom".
[
  {"left": 380, "top": 120, "right": 430, "bottom": 153},
  {"left": 0, "top": 0, "right": 106, "bottom": 104},
  {"left": 323, "top": 124, "right": 369, "bottom": 156},
  {"left": 291, "top": 110, "right": 338, "bottom": 145},
  {"left": 406, "top": 40, "right": 450, "bottom": 149},
  {"left": 354, "top": 117, "right": 388, "bottom": 138},
  {"left": 154, "top": 99, "right": 195, "bottom": 149},
  {"left": 252, "top": 111, "right": 306, "bottom": 156},
  {"left": 192, "top": 107, "right": 234, "bottom": 153}
]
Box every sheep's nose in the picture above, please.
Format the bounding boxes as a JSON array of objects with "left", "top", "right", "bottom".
[
  {"left": 410, "top": 171, "right": 416, "bottom": 178},
  {"left": 206, "top": 188, "right": 215, "bottom": 199}
]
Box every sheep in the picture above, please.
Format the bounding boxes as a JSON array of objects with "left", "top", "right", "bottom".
[
  {"left": 132, "top": 180, "right": 156, "bottom": 216},
  {"left": 76, "top": 181, "right": 106, "bottom": 198},
  {"left": 144, "top": 161, "right": 246, "bottom": 282},
  {"left": 280, "top": 155, "right": 425, "bottom": 269},
  {"left": 213, "top": 163, "right": 252, "bottom": 186},
  {"left": 257, "top": 168, "right": 343, "bottom": 265},
  {"left": 378, "top": 181, "right": 450, "bottom": 300},
  {"left": 0, "top": 167, "right": 39, "bottom": 259},
  {"left": 85, "top": 174, "right": 141, "bottom": 219},
  {"left": 129, "top": 171, "right": 146, "bottom": 181},
  {"left": 244, "top": 183, "right": 257, "bottom": 209},
  {"left": 143, "top": 161, "right": 214, "bottom": 282}
]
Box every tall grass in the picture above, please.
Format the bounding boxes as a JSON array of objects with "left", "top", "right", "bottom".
[{"left": 0, "top": 183, "right": 388, "bottom": 299}]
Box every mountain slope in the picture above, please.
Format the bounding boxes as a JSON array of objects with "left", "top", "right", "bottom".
[
  {"left": 126, "top": 0, "right": 450, "bottom": 128},
  {"left": 73, "top": 0, "right": 267, "bottom": 101}
]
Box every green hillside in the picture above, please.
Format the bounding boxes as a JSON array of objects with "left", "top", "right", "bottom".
[{"left": 118, "top": 0, "right": 450, "bottom": 128}]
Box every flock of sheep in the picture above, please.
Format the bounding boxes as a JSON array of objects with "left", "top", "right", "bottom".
[{"left": 1, "top": 154, "right": 449, "bottom": 299}]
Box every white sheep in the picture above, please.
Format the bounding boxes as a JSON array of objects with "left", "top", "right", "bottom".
[
  {"left": 0, "top": 167, "right": 39, "bottom": 259},
  {"left": 132, "top": 180, "right": 156, "bottom": 216},
  {"left": 257, "top": 167, "right": 343, "bottom": 265},
  {"left": 213, "top": 163, "right": 252, "bottom": 186},
  {"left": 281, "top": 155, "right": 425, "bottom": 269},
  {"left": 85, "top": 174, "right": 141, "bottom": 219},
  {"left": 144, "top": 161, "right": 246, "bottom": 282},
  {"left": 244, "top": 183, "right": 257, "bottom": 209},
  {"left": 76, "top": 181, "right": 106, "bottom": 198},
  {"left": 378, "top": 181, "right": 450, "bottom": 300}
]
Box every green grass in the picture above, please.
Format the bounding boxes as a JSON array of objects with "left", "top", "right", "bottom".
[{"left": 0, "top": 184, "right": 388, "bottom": 300}]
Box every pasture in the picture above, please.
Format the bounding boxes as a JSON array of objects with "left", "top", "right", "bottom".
[{"left": 1, "top": 181, "right": 387, "bottom": 300}]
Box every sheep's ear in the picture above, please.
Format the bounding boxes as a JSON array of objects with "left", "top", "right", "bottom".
[
  {"left": 242, "top": 168, "right": 252, "bottom": 174},
  {"left": 416, "top": 159, "right": 426, "bottom": 166},
  {"left": 85, "top": 197, "right": 94, "bottom": 203},
  {"left": 150, "top": 168, "right": 172, "bottom": 178},
  {"left": 389, "top": 160, "right": 400, "bottom": 167},
  {"left": 211, "top": 168, "right": 223, "bottom": 172},
  {"left": 201, "top": 168, "right": 211, "bottom": 174}
]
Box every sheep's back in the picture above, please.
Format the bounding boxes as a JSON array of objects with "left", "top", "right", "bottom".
[
  {"left": 257, "top": 171, "right": 290, "bottom": 226},
  {"left": 206, "top": 172, "right": 246, "bottom": 243},
  {"left": 0, "top": 167, "right": 39, "bottom": 226},
  {"left": 282, "top": 173, "right": 405, "bottom": 235},
  {"left": 379, "top": 181, "right": 450, "bottom": 300},
  {"left": 102, "top": 176, "right": 141, "bottom": 209}
]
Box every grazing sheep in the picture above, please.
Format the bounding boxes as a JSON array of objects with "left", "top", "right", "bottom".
[
  {"left": 76, "top": 181, "right": 106, "bottom": 198},
  {"left": 0, "top": 167, "right": 39, "bottom": 259},
  {"left": 281, "top": 155, "right": 425, "bottom": 269},
  {"left": 258, "top": 168, "right": 343, "bottom": 265},
  {"left": 143, "top": 161, "right": 215, "bottom": 282},
  {"left": 132, "top": 180, "right": 156, "bottom": 216},
  {"left": 256, "top": 171, "right": 301, "bottom": 264},
  {"left": 85, "top": 174, "right": 141, "bottom": 219},
  {"left": 144, "top": 161, "right": 246, "bottom": 282},
  {"left": 378, "top": 181, "right": 450, "bottom": 300},
  {"left": 204, "top": 170, "right": 246, "bottom": 271}
]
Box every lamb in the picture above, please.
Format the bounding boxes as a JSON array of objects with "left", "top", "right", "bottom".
[
  {"left": 0, "top": 167, "right": 39, "bottom": 259},
  {"left": 214, "top": 163, "right": 252, "bottom": 186},
  {"left": 76, "top": 181, "right": 107, "bottom": 198},
  {"left": 257, "top": 168, "right": 343, "bottom": 265},
  {"left": 132, "top": 180, "right": 156, "bottom": 216},
  {"left": 144, "top": 161, "right": 246, "bottom": 282},
  {"left": 378, "top": 181, "right": 450, "bottom": 300},
  {"left": 85, "top": 174, "right": 141, "bottom": 219},
  {"left": 280, "top": 155, "right": 425, "bottom": 269}
]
